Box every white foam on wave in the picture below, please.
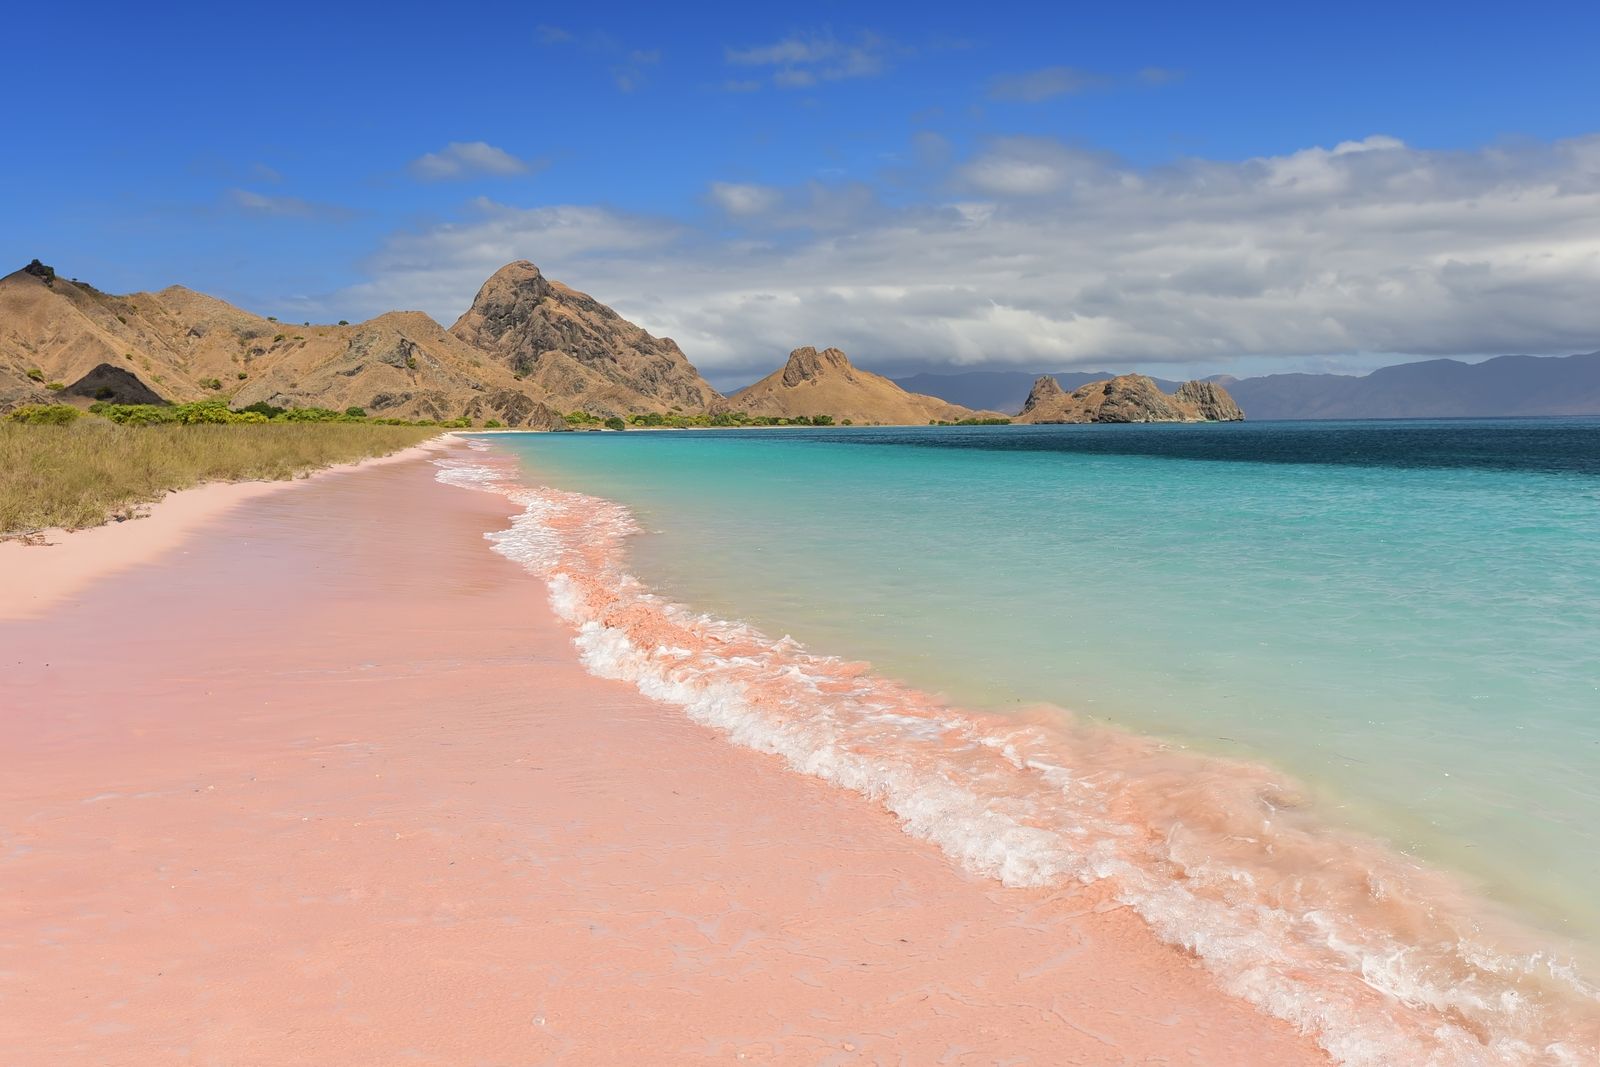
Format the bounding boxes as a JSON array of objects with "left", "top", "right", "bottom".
[{"left": 436, "top": 454, "right": 1600, "bottom": 1066}]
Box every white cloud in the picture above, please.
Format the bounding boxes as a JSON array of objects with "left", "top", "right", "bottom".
[
  {"left": 709, "top": 182, "right": 783, "bottom": 217},
  {"left": 408, "top": 142, "right": 535, "bottom": 182},
  {"left": 988, "top": 66, "right": 1102, "bottom": 102},
  {"left": 311, "top": 134, "right": 1600, "bottom": 379},
  {"left": 957, "top": 138, "right": 1123, "bottom": 196},
  {"left": 725, "top": 31, "right": 891, "bottom": 89}
]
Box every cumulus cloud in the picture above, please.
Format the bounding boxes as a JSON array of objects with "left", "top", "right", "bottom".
[
  {"left": 311, "top": 134, "right": 1600, "bottom": 379},
  {"left": 988, "top": 66, "right": 1103, "bottom": 102},
  {"left": 725, "top": 31, "right": 892, "bottom": 89},
  {"left": 408, "top": 141, "right": 536, "bottom": 181}
]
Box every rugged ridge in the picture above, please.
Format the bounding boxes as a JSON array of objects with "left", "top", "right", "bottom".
[
  {"left": 0, "top": 260, "right": 715, "bottom": 427},
  {"left": 720, "top": 346, "right": 1000, "bottom": 425},
  {"left": 1016, "top": 373, "right": 1245, "bottom": 423},
  {"left": 449, "top": 260, "right": 720, "bottom": 416}
]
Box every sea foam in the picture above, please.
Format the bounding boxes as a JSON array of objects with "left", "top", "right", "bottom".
[{"left": 435, "top": 454, "right": 1600, "bottom": 1066}]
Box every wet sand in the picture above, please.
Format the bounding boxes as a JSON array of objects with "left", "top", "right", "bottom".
[{"left": 0, "top": 445, "right": 1328, "bottom": 1065}]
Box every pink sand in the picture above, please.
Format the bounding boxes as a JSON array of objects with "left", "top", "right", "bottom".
[
  {"left": 0, "top": 436, "right": 449, "bottom": 621},
  {"left": 0, "top": 447, "right": 1328, "bottom": 1064}
]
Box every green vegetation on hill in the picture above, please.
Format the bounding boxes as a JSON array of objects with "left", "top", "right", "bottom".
[
  {"left": 1, "top": 414, "right": 438, "bottom": 536},
  {"left": 83, "top": 400, "right": 474, "bottom": 428}
]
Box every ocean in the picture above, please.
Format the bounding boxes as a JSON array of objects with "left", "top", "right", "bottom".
[{"left": 444, "top": 419, "right": 1600, "bottom": 1065}]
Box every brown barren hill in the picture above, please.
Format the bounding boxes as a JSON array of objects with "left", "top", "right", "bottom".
[
  {"left": 1015, "top": 373, "right": 1245, "bottom": 423},
  {"left": 0, "top": 262, "right": 564, "bottom": 427},
  {"left": 449, "top": 260, "right": 721, "bottom": 416},
  {"left": 721, "top": 346, "right": 1001, "bottom": 425}
]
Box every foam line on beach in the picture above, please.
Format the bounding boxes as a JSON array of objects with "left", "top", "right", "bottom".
[{"left": 435, "top": 450, "right": 1600, "bottom": 1067}]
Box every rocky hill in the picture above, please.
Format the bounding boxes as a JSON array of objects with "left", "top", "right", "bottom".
[
  {"left": 900, "top": 352, "right": 1600, "bottom": 420},
  {"left": 449, "top": 261, "right": 719, "bottom": 416},
  {"left": 1015, "top": 373, "right": 1244, "bottom": 423},
  {"left": 0, "top": 259, "right": 715, "bottom": 426},
  {"left": 719, "top": 346, "right": 997, "bottom": 425}
]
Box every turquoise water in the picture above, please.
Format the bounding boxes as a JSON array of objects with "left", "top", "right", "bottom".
[{"left": 489, "top": 421, "right": 1600, "bottom": 952}]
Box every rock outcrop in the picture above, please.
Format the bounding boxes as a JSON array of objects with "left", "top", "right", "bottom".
[
  {"left": 449, "top": 261, "right": 720, "bottom": 416},
  {"left": 1174, "top": 380, "right": 1245, "bottom": 421},
  {"left": 1016, "top": 373, "right": 1245, "bottom": 423},
  {"left": 719, "top": 346, "right": 1002, "bottom": 425}
]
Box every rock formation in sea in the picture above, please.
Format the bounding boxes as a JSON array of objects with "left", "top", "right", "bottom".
[
  {"left": 1015, "top": 373, "right": 1245, "bottom": 423},
  {"left": 448, "top": 260, "right": 720, "bottom": 416},
  {"left": 719, "top": 346, "right": 1002, "bottom": 425}
]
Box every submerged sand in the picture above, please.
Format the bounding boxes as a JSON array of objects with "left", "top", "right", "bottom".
[{"left": 0, "top": 446, "right": 1326, "bottom": 1064}]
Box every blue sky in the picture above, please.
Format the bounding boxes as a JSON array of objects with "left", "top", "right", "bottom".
[{"left": 7, "top": 1, "right": 1600, "bottom": 385}]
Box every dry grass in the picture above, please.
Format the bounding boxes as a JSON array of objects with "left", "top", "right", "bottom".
[{"left": 1, "top": 420, "right": 439, "bottom": 535}]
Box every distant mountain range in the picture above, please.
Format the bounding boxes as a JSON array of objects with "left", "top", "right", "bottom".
[{"left": 897, "top": 352, "right": 1600, "bottom": 420}]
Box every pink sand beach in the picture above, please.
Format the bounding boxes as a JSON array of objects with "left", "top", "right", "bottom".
[{"left": 0, "top": 443, "right": 1328, "bottom": 1064}]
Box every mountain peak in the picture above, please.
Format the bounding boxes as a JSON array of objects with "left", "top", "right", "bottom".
[
  {"left": 782, "top": 346, "right": 855, "bottom": 387},
  {"left": 449, "top": 262, "right": 719, "bottom": 415},
  {"left": 1020, "top": 374, "right": 1064, "bottom": 414}
]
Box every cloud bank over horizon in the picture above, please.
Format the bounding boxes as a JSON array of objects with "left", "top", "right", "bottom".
[{"left": 312, "top": 132, "right": 1600, "bottom": 380}]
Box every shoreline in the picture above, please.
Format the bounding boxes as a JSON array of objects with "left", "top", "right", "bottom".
[
  {"left": 0, "top": 434, "right": 452, "bottom": 620},
  {"left": 1, "top": 443, "right": 1329, "bottom": 1064},
  {"left": 450, "top": 436, "right": 1600, "bottom": 1063}
]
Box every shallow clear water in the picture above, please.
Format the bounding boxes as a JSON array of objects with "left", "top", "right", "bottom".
[{"left": 490, "top": 420, "right": 1600, "bottom": 949}]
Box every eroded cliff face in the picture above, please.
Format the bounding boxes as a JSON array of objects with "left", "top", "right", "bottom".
[
  {"left": 1017, "top": 373, "right": 1245, "bottom": 423},
  {"left": 449, "top": 260, "right": 720, "bottom": 416},
  {"left": 720, "top": 346, "right": 999, "bottom": 425}
]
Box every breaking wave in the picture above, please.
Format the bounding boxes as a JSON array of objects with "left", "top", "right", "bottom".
[{"left": 437, "top": 451, "right": 1600, "bottom": 1066}]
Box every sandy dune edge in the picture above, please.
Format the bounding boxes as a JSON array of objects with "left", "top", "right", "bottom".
[{"left": 0, "top": 448, "right": 1327, "bottom": 1065}]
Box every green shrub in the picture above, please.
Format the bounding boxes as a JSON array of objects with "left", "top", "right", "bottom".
[
  {"left": 90, "top": 403, "right": 176, "bottom": 425},
  {"left": 277, "top": 406, "right": 344, "bottom": 423},
  {"left": 344, "top": 406, "right": 366, "bottom": 418},
  {"left": 26, "top": 368, "right": 44, "bottom": 381},
  {"left": 483, "top": 419, "right": 502, "bottom": 429},
  {"left": 272, "top": 334, "right": 286, "bottom": 343},
  {"left": 239, "top": 401, "right": 286, "bottom": 419},
  {"left": 170, "top": 400, "right": 235, "bottom": 425},
  {"left": 46, "top": 381, "right": 66, "bottom": 391},
  {"left": 405, "top": 356, "right": 418, "bottom": 369},
  {"left": 603, "top": 416, "right": 626, "bottom": 431},
  {"left": 236, "top": 372, "right": 248, "bottom": 379},
  {"left": 7, "top": 404, "right": 81, "bottom": 425},
  {"left": 200, "top": 377, "right": 223, "bottom": 390},
  {"left": 338, "top": 320, "right": 349, "bottom": 326}
]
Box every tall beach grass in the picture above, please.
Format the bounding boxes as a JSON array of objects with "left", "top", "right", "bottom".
[{"left": 1, "top": 419, "right": 438, "bottom": 535}]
